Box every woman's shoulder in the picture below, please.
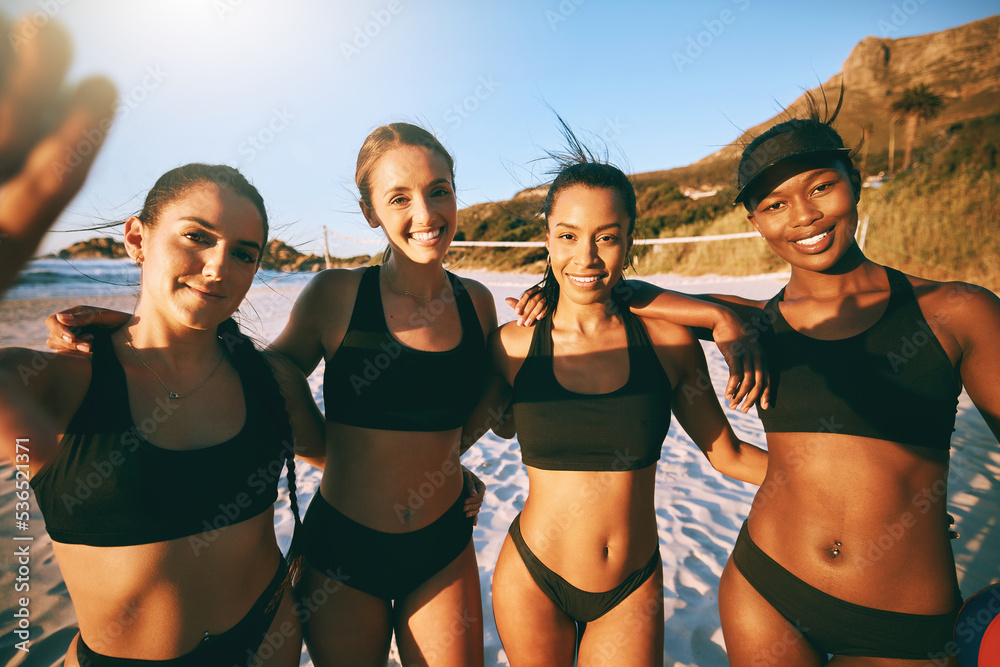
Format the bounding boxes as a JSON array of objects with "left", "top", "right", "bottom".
[
  {"left": 306, "top": 266, "right": 367, "bottom": 295},
  {"left": 899, "top": 270, "right": 998, "bottom": 315},
  {"left": 294, "top": 267, "right": 368, "bottom": 317},
  {"left": 633, "top": 311, "right": 698, "bottom": 346},
  {"left": 489, "top": 321, "right": 534, "bottom": 384},
  {"left": 491, "top": 321, "right": 534, "bottom": 368},
  {"left": 495, "top": 319, "right": 534, "bottom": 348},
  {"left": 902, "top": 270, "right": 1000, "bottom": 337},
  {"left": 0, "top": 346, "right": 93, "bottom": 416},
  {"left": 452, "top": 273, "right": 490, "bottom": 298},
  {"left": 452, "top": 274, "right": 498, "bottom": 331}
]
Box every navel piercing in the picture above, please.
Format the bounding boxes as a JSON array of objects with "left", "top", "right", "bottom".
[{"left": 831, "top": 540, "right": 842, "bottom": 557}]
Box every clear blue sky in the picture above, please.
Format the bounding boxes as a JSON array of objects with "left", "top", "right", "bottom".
[{"left": 9, "top": 0, "right": 997, "bottom": 258}]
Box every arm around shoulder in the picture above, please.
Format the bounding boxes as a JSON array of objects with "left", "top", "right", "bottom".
[
  {"left": 269, "top": 268, "right": 361, "bottom": 376},
  {"left": 460, "top": 324, "right": 518, "bottom": 450},
  {"left": 648, "top": 321, "right": 768, "bottom": 486},
  {"left": 263, "top": 351, "right": 327, "bottom": 470}
]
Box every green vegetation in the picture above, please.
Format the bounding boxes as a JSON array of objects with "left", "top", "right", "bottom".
[
  {"left": 891, "top": 84, "right": 946, "bottom": 172},
  {"left": 861, "top": 113, "right": 1000, "bottom": 290},
  {"left": 448, "top": 113, "right": 1000, "bottom": 292}
]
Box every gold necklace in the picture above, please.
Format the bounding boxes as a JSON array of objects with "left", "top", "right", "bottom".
[
  {"left": 383, "top": 264, "right": 448, "bottom": 303},
  {"left": 124, "top": 330, "right": 225, "bottom": 400}
]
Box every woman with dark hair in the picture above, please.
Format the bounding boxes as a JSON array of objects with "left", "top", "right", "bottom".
[
  {"left": 43, "top": 123, "right": 770, "bottom": 665},
  {"left": 488, "top": 148, "right": 768, "bottom": 665},
  {"left": 0, "top": 163, "right": 324, "bottom": 666},
  {"left": 626, "top": 97, "right": 1000, "bottom": 664}
]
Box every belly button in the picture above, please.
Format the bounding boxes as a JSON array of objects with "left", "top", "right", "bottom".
[
  {"left": 829, "top": 541, "right": 843, "bottom": 558},
  {"left": 603, "top": 545, "right": 610, "bottom": 559}
]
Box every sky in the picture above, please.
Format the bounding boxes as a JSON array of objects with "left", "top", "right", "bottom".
[{"left": 8, "top": 0, "right": 998, "bottom": 259}]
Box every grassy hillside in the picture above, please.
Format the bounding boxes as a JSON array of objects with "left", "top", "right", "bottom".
[
  {"left": 449, "top": 113, "right": 1000, "bottom": 292},
  {"left": 445, "top": 17, "right": 1000, "bottom": 290},
  {"left": 860, "top": 113, "right": 1000, "bottom": 289}
]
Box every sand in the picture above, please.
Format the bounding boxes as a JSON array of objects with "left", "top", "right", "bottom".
[{"left": 1, "top": 271, "right": 997, "bottom": 666}]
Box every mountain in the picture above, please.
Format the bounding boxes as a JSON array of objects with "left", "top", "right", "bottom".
[
  {"left": 56, "top": 237, "right": 129, "bottom": 260},
  {"left": 451, "top": 15, "right": 1000, "bottom": 282},
  {"left": 639, "top": 14, "right": 1000, "bottom": 189},
  {"left": 53, "top": 238, "right": 370, "bottom": 272}
]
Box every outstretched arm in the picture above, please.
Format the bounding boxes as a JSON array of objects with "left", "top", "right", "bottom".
[
  {"left": 0, "top": 14, "right": 114, "bottom": 477},
  {"left": 625, "top": 280, "right": 771, "bottom": 412},
  {"left": 667, "top": 327, "right": 768, "bottom": 486},
  {"left": 508, "top": 280, "right": 772, "bottom": 412},
  {"left": 0, "top": 15, "right": 116, "bottom": 293}
]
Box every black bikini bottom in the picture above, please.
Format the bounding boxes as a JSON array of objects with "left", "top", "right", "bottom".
[
  {"left": 76, "top": 559, "right": 288, "bottom": 666},
  {"left": 733, "top": 520, "right": 960, "bottom": 660},
  {"left": 300, "top": 490, "right": 473, "bottom": 601},
  {"left": 508, "top": 513, "right": 661, "bottom": 623}
]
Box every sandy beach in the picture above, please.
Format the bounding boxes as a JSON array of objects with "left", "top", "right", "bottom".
[{"left": 1, "top": 270, "right": 997, "bottom": 667}]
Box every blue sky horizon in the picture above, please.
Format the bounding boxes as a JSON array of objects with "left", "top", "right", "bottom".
[{"left": 7, "top": 0, "right": 998, "bottom": 260}]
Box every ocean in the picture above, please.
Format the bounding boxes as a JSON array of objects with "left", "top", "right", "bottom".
[{"left": 3, "top": 258, "right": 317, "bottom": 302}]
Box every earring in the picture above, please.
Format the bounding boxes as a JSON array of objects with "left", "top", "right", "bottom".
[
  {"left": 135, "top": 258, "right": 143, "bottom": 267},
  {"left": 546, "top": 255, "right": 551, "bottom": 266}
]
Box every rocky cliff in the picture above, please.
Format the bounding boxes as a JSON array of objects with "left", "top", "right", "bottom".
[
  {"left": 642, "top": 14, "right": 1000, "bottom": 189},
  {"left": 54, "top": 237, "right": 369, "bottom": 272}
]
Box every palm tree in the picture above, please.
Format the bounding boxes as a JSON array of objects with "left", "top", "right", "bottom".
[
  {"left": 891, "top": 84, "right": 945, "bottom": 171},
  {"left": 860, "top": 122, "right": 873, "bottom": 175}
]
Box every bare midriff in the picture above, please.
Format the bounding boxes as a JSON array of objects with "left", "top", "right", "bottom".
[
  {"left": 748, "top": 431, "right": 957, "bottom": 614},
  {"left": 54, "top": 509, "right": 281, "bottom": 659},
  {"left": 518, "top": 464, "right": 658, "bottom": 593},
  {"left": 321, "top": 421, "right": 465, "bottom": 533}
]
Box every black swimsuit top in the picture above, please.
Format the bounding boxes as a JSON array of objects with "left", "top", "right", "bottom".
[
  {"left": 758, "top": 266, "right": 960, "bottom": 449},
  {"left": 30, "top": 330, "right": 289, "bottom": 547},
  {"left": 511, "top": 310, "right": 673, "bottom": 471},
  {"left": 324, "top": 265, "right": 487, "bottom": 432}
]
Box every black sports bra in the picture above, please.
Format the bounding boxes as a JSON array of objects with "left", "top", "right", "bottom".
[
  {"left": 30, "top": 329, "right": 289, "bottom": 547},
  {"left": 758, "top": 266, "right": 960, "bottom": 449},
  {"left": 323, "top": 265, "right": 487, "bottom": 432},
  {"left": 511, "top": 310, "right": 673, "bottom": 471}
]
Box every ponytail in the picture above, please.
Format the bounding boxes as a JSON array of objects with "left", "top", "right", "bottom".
[{"left": 217, "top": 318, "right": 303, "bottom": 594}]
